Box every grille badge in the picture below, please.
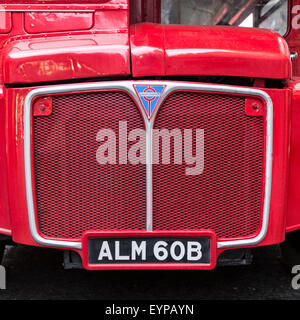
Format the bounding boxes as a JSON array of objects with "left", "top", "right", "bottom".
[{"left": 134, "top": 85, "right": 166, "bottom": 120}]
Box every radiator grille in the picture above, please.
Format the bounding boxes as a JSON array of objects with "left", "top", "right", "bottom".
[
  {"left": 32, "top": 87, "right": 265, "bottom": 241},
  {"left": 152, "top": 92, "right": 264, "bottom": 239},
  {"left": 33, "top": 91, "right": 146, "bottom": 239}
]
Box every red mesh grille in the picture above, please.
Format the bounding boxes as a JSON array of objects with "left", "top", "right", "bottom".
[
  {"left": 153, "top": 92, "right": 264, "bottom": 239},
  {"left": 33, "top": 88, "right": 265, "bottom": 241},
  {"left": 33, "top": 91, "right": 146, "bottom": 239}
]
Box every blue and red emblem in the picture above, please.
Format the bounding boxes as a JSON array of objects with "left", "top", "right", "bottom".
[{"left": 134, "top": 85, "right": 166, "bottom": 120}]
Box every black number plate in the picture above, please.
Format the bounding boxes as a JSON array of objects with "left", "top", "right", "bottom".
[{"left": 88, "top": 237, "right": 210, "bottom": 264}]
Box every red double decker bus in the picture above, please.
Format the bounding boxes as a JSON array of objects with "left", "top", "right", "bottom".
[{"left": 0, "top": 0, "right": 299, "bottom": 271}]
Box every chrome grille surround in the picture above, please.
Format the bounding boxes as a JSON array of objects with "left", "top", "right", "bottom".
[{"left": 24, "top": 81, "right": 273, "bottom": 250}]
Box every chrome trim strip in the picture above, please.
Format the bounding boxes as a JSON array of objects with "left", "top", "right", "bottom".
[
  {"left": 24, "top": 81, "right": 273, "bottom": 250},
  {"left": 146, "top": 121, "right": 153, "bottom": 232}
]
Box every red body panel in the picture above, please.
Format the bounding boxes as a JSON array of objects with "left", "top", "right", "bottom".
[
  {"left": 0, "top": 12, "right": 12, "bottom": 33},
  {"left": 130, "top": 23, "right": 291, "bottom": 79},
  {"left": 3, "top": 32, "right": 130, "bottom": 84},
  {"left": 0, "top": 0, "right": 128, "bottom": 11},
  {"left": 1, "top": 10, "right": 130, "bottom": 84},
  {"left": 283, "top": 0, "right": 300, "bottom": 232},
  {"left": 285, "top": 0, "right": 300, "bottom": 76},
  {"left": 24, "top": 12, "right": 94, "bottom": 34},
  {"left": 286, "top": 79, "right": 300, "bottom": 232},
  {"left": 0, "top": 85, "right": 11, "bottom": 235}
]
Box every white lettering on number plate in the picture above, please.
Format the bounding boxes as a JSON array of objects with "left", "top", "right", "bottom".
[{"left": 97, "top": 240, "right": 202, "bottom": 262}]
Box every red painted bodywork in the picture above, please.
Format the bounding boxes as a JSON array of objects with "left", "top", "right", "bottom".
[
  {"left": 0, "top": 12, "right": 12, "bottom": 33},
  {"left": 0, "top": 85, "right": 11, "bottom": 236},
  {"left": 286, "top": 79, "right": 300, "bottom": 232},
  {"left": 130, "top": 23, "right": 291, "bottom": 79},
  {"left": 1, "top": 9, "right": 130, "bottom": 84},
  {"left": 0, "top": 0, "right": 299, "bottom": 270},
  {"left": 24, "top": 12, "right": 94, "bottom": 34}
]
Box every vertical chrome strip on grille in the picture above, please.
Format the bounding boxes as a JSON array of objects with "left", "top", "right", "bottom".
[
  {"left": 24, "top": 81, "right": 273, "bottom": 250},
  {"left": 146, "top": 121, "right": 153, "bottom": 232}
]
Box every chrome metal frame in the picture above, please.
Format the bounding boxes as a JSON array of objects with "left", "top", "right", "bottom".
[{"left": 24, "top": 81, "right": 273, "bottom": 250}]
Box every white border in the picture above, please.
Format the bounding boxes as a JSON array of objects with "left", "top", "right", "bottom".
[{"left": 24, "top": 81, "right": 273, "bottom": 250}]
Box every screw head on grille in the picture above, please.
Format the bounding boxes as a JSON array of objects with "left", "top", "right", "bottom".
[
  {"left": 245, "top": 98, "right": 264, "bottom": 116},
  {"left": 33, "top": 97, "right": 53, "bottom": 117}
]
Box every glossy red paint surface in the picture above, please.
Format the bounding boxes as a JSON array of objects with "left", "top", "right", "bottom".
[
  {"left": 0, "top": 0, "right": 128, "bottom": 11},
  {"left": 24, "top": 12, "right": 94, "bottom": 34},
  {"left": 0, "top": 85, "right": 11, "bottom": 235},
  {"left": 3, "top": 32, "right": 130, "bottom": 84},
  {"left": 1, "top": 9, "right": 130, "bottom": 84},
  {"left": 286, "top": 79, "right": 300, "bottom": 232},
  {"left": 264, "top": 89, "right": 291, "bottom": 243},
  {"left": 281, "top": 1, "right": 300, "bottom": 233},
  {"left": 284, "top": 0, "right": 300, "bottom": 77},
  {"left": 130, "top": 23, "right": 291, "bottom": 79},
  {"left": 5, "top": 87, "right": 32, "bottom": 243},
  {"left": 0, "top": 12, "right": 12, "bottom": 33}
]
